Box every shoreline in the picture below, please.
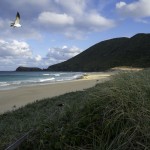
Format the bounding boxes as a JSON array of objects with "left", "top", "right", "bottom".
[
  {"left": 0, "top": 72, "right": 113, "bottom": 114},
  {"left": 0, "top": 68, "right": 143, "bottom": 114},
  {"left": 0, "top": 71, "right": 116, "bottom": 92}
]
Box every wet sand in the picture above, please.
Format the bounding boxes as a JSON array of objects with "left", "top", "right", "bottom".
[{"left": 0, "top": 72, "right": 114, "bottom": 114}]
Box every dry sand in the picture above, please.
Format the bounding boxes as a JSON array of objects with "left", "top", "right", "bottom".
[{"left": 0, "top": 72, "right": 114, "bottom": 114}]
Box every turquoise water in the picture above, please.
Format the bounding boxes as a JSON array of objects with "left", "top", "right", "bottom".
[{"left": 0, "top": 71, "right": 84, "bottom": 90}]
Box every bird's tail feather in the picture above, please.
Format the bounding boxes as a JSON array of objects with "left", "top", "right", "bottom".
[{"left": 10, "top": 23, "right": 14, "bottom": 27}]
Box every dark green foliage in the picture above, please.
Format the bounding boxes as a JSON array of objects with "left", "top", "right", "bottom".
[
  {"left": 16, "top": 66, "right": 42, "bottom": 71},
  {"left": 48, "top": 33, "right": 150, "bottom": 71},
  {"left": 1, "top": 69, "right": 150, "bottom": 149}
]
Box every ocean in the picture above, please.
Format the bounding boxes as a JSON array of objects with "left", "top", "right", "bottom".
[{"left": 0, "top": 71, "right": 85, "bottom": 90}]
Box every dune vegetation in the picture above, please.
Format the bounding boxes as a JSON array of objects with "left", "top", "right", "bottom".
[{"left": 0, "top": 69, "right": 150, "bottom": 149}]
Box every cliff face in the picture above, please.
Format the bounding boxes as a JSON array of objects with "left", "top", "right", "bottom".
[
  {"left": 16, "top": 66, "right": 42, "bottom": 71},
  {"left": 47, "top": 33, "right": 150, "bottom": 71}
]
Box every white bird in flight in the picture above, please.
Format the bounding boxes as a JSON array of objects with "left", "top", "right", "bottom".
[{"left": 10, "top": 12, "right": 21, "bottom": 27}]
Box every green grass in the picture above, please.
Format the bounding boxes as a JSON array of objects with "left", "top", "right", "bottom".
[{"left": 0, "top": 69, "right": 150, "bottom": 149}]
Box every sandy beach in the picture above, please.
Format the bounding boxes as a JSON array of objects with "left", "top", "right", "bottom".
[{"left": 0, "top": 72, "right": 115, "bottom": 114}]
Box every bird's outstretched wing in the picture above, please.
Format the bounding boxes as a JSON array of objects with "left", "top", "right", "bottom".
[{"left": 14, "top": 12, "right": 20, "bottom": 24}]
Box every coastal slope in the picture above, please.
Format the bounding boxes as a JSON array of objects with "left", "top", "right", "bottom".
[
  {"left": 16, "top": 33, "right": 150, "bottom": 72},
  {"left": 47, "top": 33, "right": 150, "bottom": 71}
]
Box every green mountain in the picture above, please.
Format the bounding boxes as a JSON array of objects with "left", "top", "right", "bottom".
[{"left": 47, "top": 33, "right": 150, "bottom": 71}]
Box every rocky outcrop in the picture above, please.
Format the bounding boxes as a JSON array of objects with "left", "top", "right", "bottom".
[{"left": 16, "top": 66, "right": 42, "bottom": 71}]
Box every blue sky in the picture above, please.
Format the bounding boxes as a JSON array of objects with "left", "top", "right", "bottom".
[{"left": 0, "top": 0, "right": 149, "bottom": 71}]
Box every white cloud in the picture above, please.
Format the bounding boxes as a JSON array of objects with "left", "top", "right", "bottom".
[
  {"left": 36, "top": 0, "right": 116, "bottom": 39},
  {"left": 116, "top": 0, "right": 150, "bottom": 18},
  {"left": 37, "top": 10, "right": 115, "bottom": 39},
  {"left": 116, "top": 2, "right": 126, "bottom": 9},
  {"left": 0, "top": 39, "right": 45, "bottom": 70},
  {"left": 35, "top": 55, "right": 42, "bottom": 61},
  {"left": 55, "top": 0, "right": 86, "bottom": 15},
  {"left": 46, "top": 46, "right": 81, "bottom": 64},
  {"left": 0, "top": 39, "right": 82, "bottom": 70},
  {"left": 38, "top": 12, "right": 74, "bottom": 26},
  {"left": 82, "top": 12, "right": 115, "bottom": 31},
  {"left": 0, "top": 39, "right": 32, "bottom": 58},
  {"left": 0, "top": 1, "right": 117, "bottom": 40}
]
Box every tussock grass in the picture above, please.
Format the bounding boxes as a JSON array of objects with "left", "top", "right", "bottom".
[{"left": 0, "top": 69, "right": 150, "bottom": 149}]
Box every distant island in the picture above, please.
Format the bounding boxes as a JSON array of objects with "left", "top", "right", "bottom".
[
  {"left": 16, "top": 66, "right": 42, "bottom": 71},
  {"left": 16, "top": 33, "right": 150, "bottom": 72}
]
